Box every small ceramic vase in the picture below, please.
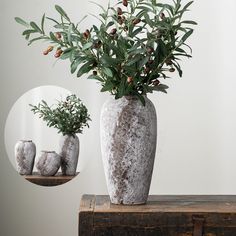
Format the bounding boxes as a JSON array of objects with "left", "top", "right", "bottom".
[
  {"left": 59, "top": 134, "right": 79, "bottom": 176},
  {"left": 15, "top": 140, "right": 36, "bottom": 175},
  {"left": 36, "top": 151, "right": 61, "bottom": 176}
]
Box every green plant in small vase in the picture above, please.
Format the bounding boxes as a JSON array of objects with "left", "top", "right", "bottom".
[
  {"left": 16, "top": 0, "right": 197, "bottom": 204},
  {"left": 30, "top": 94, "right": 91, "bottom": 175}
]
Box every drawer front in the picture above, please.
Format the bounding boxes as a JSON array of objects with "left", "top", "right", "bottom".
[
  {"left": 93, "top": 227, "right": 193, "bottom": 236},
  {"left": 92, "top": 227, "right": 236, "bottom": 236}
]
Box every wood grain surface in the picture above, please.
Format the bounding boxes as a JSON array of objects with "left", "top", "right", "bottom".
[{"left": 79, "top": 195, "right": 236, "bottom": 236}]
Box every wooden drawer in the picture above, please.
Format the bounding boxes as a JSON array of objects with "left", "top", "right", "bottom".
[{"left": 79, "top": 195, "right": 236, "bottom": 236}]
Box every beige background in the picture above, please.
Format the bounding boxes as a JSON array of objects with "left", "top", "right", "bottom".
[{"left": 1, "top": 0, "right": 236, "bottom": 235}]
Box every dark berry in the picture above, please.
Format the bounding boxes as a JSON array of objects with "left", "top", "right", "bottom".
[
  {"left": 117, "top": 7, "right": 123, "bottom": 15},
  {"left": 132, "top": 18, "right": 141, "bottom": 25},
  {"left": 122, "top": 0, "right": 128, "bottom": 7},
  {"left": 160, "top": 13, "right": 165, "bottom": 20},
  {"left": 110, "top": 28, "right": 117, "bottom": 35}
]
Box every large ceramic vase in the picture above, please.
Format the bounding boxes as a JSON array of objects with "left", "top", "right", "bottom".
[
  {"left": 100, "top": 96, "right": 157, "bottom": 205},
  {"left": 59, "top": 134, "right": 79, "bottom": 176},
  {"left": 15, "top": 140, "right": 36, "bottom": 175},
  {"left": 36, "top": 151, "right": 61, "bottom": 176}
]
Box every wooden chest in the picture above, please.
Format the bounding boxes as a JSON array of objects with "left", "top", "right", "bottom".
[{"left": 79, "top": 195, "right": 236, "bottom": 236}]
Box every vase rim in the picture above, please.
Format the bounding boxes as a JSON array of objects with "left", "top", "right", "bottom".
[
  {"left": 124, "top": 95, "right": 146, "bottom": 99},
  {"left": 20, "top": 140, "right": 32, "bottom": 142}
]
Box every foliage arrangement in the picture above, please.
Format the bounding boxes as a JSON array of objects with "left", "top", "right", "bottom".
[
  {"left": 16, "top": 0, "right": 197, "bottom": 105},
  {"left": 30, "top": 95, "right": 91, "bottom": 135}
]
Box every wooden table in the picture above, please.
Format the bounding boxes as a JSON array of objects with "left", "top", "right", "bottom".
[
  {"left": 24, "top": 172, "right": 79, "bottom": 186},
  {"left": 79, "top": 195, "right": 236, "bottom": 236}
]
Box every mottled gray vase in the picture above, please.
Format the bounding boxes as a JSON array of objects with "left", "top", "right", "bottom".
[
  {"left": 36, "top": 151, "right": 61, "bottom": 176},
  {"left": 59, "top": 135, "right": 79, "bottom": 176},
  {"left": 15, "top": 140, "right": 36, "bottom": 175},
  {"left": 100, "top": 96, "right": 157, "bottom": 205}
]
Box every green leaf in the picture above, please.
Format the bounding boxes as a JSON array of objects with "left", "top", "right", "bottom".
[
  {"left": 106, "top": 21, "right": 114, "bottom": 29},
  {"left": 67, "top": 24, "right": 73, "bottom": 45},
  {"left": 172, "top": 60, "right": 183, "bottom": 77},
  {"left": 78, "top": 15, "right": 88, "bottom": 25},
  {"left": 49, "top": 32, "right": 61, "bottom": 43},
  {"left": 131, "top": 27, "right": 143, "bottom": 38},
  {"left": 55, "top": 5, "right": 70, "bottom": 21},
  {"left": 138, "top": 56, "right": 150, "bottom": 68},
  {"left": 103, "top": 67, "right": 113, "bottom": 77},
  {"left": 136, "top": 9, "right": 147, "bottom": 19},
  {"left": 46, "top": 17, "right": 60, "bottom": 25},
  {"left": 77, "top": 62, "right": 93, "bottom": 77},
  {"left": 143, "top": 13, "right": 154, "bottom": 27},
  {"left": 175, "top": 47, "right": 187, "bottom": 53},
  {"left": 153, "top": 84, "right": 169, "bottom": 93},
  {"left": 181, "top": 20, "right": 197, "bottom": 25},
  {"left": 132, "top": 91, "right": 146, "bottom": 106},
  {"left": 60, "top": 48, "right": 74, "bottom": 60},
  {"left": 182, "top": 1, "right": 194, "bottom": 12},
  {"left": 30, "top": 22, "right": 42, "bottom": 33},
  {"left": 126, "top": 55, "right": 142, "bottom": 66},
  {"left": 71, "top": 57, "right": 86, "bottom": 74},
  {"left": 82, "top": 42, "right": 93, "bottom": 51},
  {"left": 15, "top": 17, "right": 29, "bottom": 27},
  {"left": 87, "top": 74, "right": 103, "bottom": 82},
  {"left": 173, "top": 53, "right": 192, "bottom": 58},
  {"left": 157, "top": 39, "right": 168, "bottom": 57},
  {"left": 28, "top": 36, "right": 47, "bottom": 45},
  {"left": 136, "top": 6, "right": 153, "bottom": 12},
  {"left": 22, "top": 29, "right": 37, "bottom": 36},
  {"left": 181, "top": 29, "right": 193, "bottom": 43},
  {"left": 41, "top": 14, "right": 45, "bottom": 34},
  {"left": 89, "top": 1, "right": 106, "bottom": 13},
  {"left": 101, "top": 81, "right": 114, "bottom": 92},
  {"left": 117, "top": 78, "right": 126, "bottom": 98},
  {"left": 100, "top": 54, "right": 121, "bottom": 66},
  {"left": 156, "top": 3, "right": 174, "bottom": 15}
]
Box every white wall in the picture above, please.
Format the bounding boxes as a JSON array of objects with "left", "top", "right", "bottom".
[{"left": 1, "top": 0, "right": 236, "bottom": 235}]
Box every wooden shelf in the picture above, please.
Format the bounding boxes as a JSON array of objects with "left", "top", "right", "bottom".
[
  {"left": 79, "top": 195, "right": 236, "bottom": 236},
  {"left": 24, "top": 172, "right": 79, "bottom": 186}
]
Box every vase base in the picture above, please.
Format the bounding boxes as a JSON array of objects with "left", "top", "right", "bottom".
[{"left": 110, "top": 200, "right": 147, "bottom": 205}]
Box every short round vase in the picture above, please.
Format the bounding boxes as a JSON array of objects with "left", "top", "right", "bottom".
[
  {"left": 36, "top": 151, "right": 61, "bottom": 176},
  {"left": 14, "top": 140, "right": 36, "bottom": 175},
  {"left": 59, "top": 134, "right": 79, "bottom": 176},
  {"left": 100, "top": 96, "right": 157, "bottom": 205}
]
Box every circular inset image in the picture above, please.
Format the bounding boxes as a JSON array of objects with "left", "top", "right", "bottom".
[{"left": 5, "top": 85, "right": 91, "bottom": 186}]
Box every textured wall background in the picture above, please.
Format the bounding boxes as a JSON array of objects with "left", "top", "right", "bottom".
[{"left": 1, "top": 0, "right": 236, "bottom": 235}]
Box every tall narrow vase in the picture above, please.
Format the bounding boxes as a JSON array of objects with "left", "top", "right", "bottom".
[
  {"left": 100, "top": 96, "right": 157, "bottom": 205},
  {"left": 59, "top": 135, "right": 79, "bottom": 176},
  {"left": 15, "top": 140, "right": 36, "bottom": 175}
]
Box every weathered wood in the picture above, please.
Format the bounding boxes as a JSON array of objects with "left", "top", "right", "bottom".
[
  {"left": 193, "top": 216, "right": 204, "bottom": 236},
  {"left": 24, "top": 172, "right": 79, "bottom": 186},
  {"left": 79, "top": 195, "right": 96, "bottom": 236},
  {"left": 79, "top": 195, "right": 236, "bottom": 236}
]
